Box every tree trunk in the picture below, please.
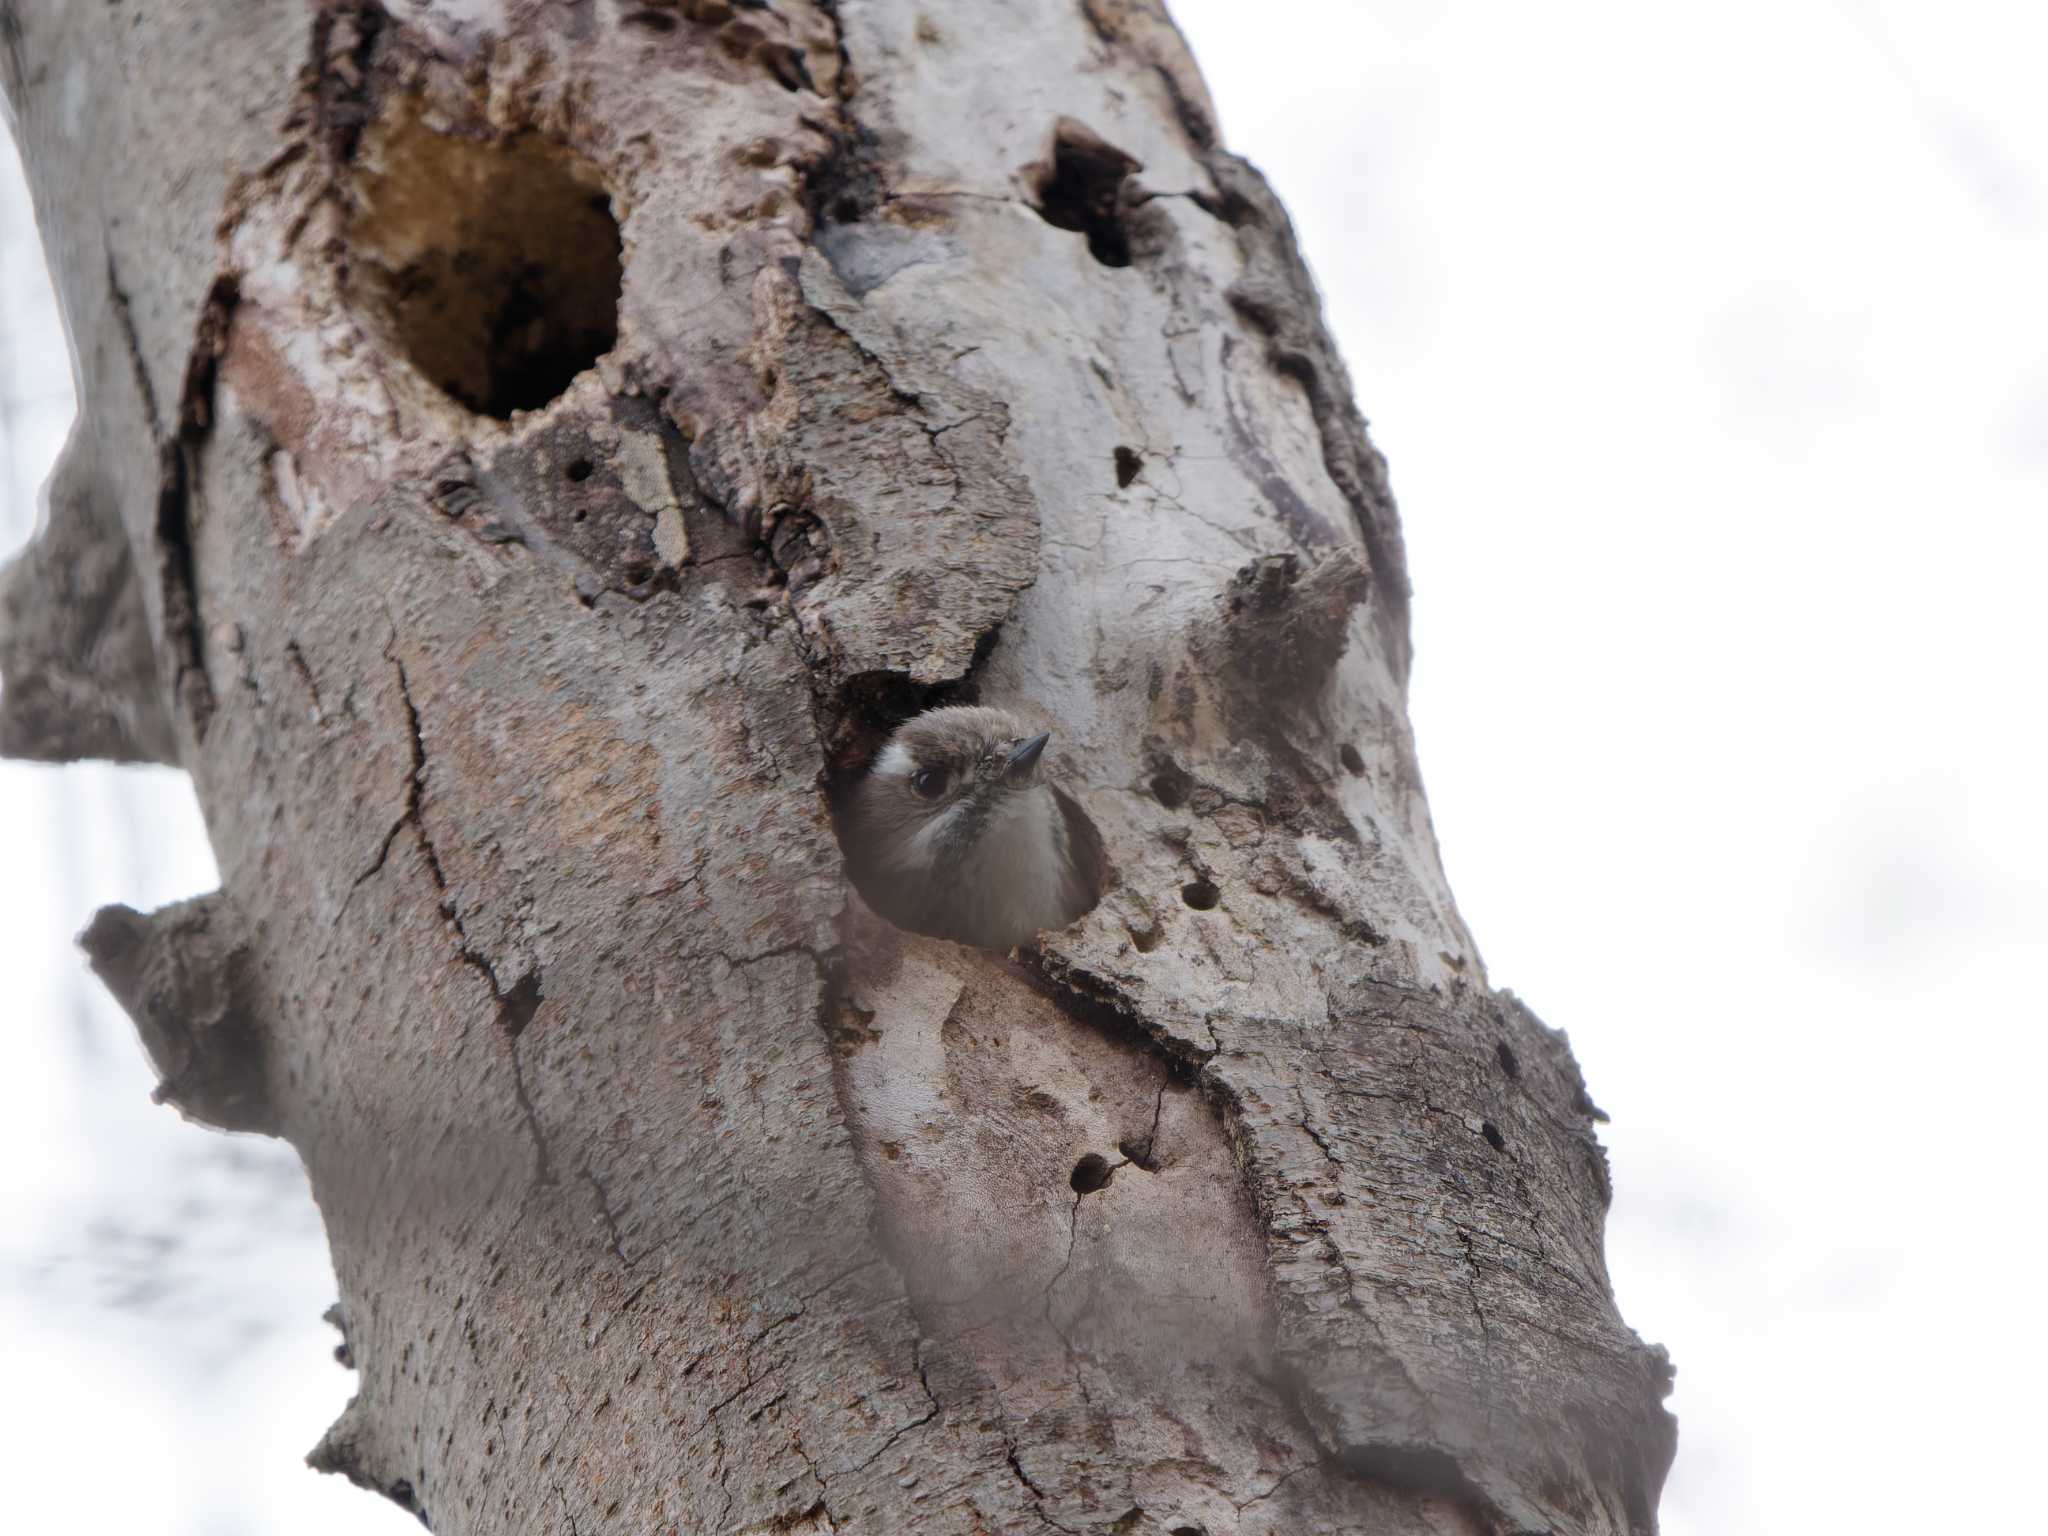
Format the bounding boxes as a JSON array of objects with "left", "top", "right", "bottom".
[{"left": 1, "top": 3, "right": 1674, "bottom": 1533}]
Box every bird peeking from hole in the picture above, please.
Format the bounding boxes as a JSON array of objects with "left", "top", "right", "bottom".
[{"left": 846, "top": 706, "right": 1095, "bottom": 952}]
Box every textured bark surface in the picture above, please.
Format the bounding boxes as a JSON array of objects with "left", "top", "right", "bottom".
[{"left": 3, "top": 3, "right": 1674, "bottom": 1533}]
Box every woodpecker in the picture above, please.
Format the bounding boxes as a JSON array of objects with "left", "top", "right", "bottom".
[{"left": 846, "top": 706, "right": 1093, "bottom": 951}]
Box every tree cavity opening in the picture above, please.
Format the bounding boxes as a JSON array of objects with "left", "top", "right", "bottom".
[
  {"left": 347, "top": 107, "right": 622, "bottom": 418},
  {"left": 823, "top": 671, "right": 1112, "bottom": 951},
  {"left": 1070, "top": 1153, "right": 1114, "bottom": 1194},
  {"left": 1030, "top": 119, "right": 1141, "bottom": 268}
]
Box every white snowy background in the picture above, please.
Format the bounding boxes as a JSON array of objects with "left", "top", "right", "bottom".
[{"left": 3, "top": 3, "right": 2044, "bottom": 1531}]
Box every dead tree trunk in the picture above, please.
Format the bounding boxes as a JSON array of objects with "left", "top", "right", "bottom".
[{"left": 1, "top": 3, "right": 1674, "bottom": 1532}]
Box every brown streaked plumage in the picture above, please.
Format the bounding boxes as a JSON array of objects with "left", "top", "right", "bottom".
[{"left": 846, "top": 706, "right": 1093, "bottom": 951}]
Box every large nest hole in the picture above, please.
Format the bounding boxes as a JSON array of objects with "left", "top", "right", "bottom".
[
  {"left": 823, "top": 670, "right": 1110, "bottom": 950},
  {"left": 348, "top": 108, "right": 622, "bottom": 418},
  {"left": 1029, "top": 119, "right": 1142, "bottom": 269}
]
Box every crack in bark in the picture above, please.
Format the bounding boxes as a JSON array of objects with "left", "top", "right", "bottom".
[
  {"left": 339, "top": 649, "right": 427, "bottom": 912},
  {"left": 1231, "top": 1456, "right": 1331, "bottom": 1511},
  {"left": 507, "top": 1031, "right": 555, "bottom": 1188},
  {"left": 1003, "top": 1441, "right": 1081, "bottom": 1536},
  {"left": 1040, "top": 1186, "right": 1088, "bottom": 1336},
  {"left": 384, "top": 651, "right": 544, "bottom": 1045},
  {"left": 681, "top": 1356, "right": 789, "bottom": 1452},
  {"left": 808, "top": 1340, "right": 944, "bottom": 1491},
  {"left": 582, "top": 1168, "right": 629, "bottom": 1264},
  {"left": 343, "top": 647, "right": 556, "bottom": 1190},
  {"left": 551, "top": 1482, "right": 583, "bottom": 1536},
  {"left": 846, "top": 1396, "right": 938, "bottom": 1475},
  {"left": 1119, "top": 1073, "right": 1170, "bottom": 1168},
  {"left": 105, "top": 249, "right": 233, "bottom": 744},
  {"left": 1297, "top": 1104, "right": 1345, "bottom": 1173},
  {"left": 730, "top": 940, "right": 827, "bottom": 972},
  {"left": 105, "top": 248, "right": 166, "bottom": 435},
  {"left": 1453, "top": 1229, "right": 1495, "bottom": 1353}
]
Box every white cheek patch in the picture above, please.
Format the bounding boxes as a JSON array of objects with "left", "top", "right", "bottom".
[{"left": 874, "top": 741, "right": 916, "bottom": 779}]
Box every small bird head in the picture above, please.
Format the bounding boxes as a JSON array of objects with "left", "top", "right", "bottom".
[
  {"left": 860, "top": 707, "right": 1052, "bottom": 861},
  {"left": 847, "top": 706, "right": 1086, "bottom": 949}
]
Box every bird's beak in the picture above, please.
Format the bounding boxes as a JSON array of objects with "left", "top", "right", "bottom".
[{"left": 1004, "top": 732, "right": 1051, "bottom": 783}]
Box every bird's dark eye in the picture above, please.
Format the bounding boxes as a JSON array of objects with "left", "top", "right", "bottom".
[{"left": 911, "top": 766, "right": 949, "bottom": 801}]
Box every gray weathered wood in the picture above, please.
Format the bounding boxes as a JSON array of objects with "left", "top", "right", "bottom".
[{"left": 1, "top": 2, "right": 1674, "bottom": 1531}]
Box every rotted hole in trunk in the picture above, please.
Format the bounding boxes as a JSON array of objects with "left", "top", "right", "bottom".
[
  {"left": 1148, "top": 754, "right": 1192, "bottom": 810},
  {"left": 822, "top": 670, "right": 1110, "bottom": 948},
  {"left": 347, "top": 106, "right": 622, "bottom": 418},
  {"left": 1029, "top": 120, "right": 1142, "bottom": 268},
  {"left": 1070, "top": 1153, "right": 1114, "bottom": 1194}
]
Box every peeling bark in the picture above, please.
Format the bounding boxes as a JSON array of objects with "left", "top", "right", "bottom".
[{"left": 4, "top": 3, "right": 1672, "bottom": 1534}]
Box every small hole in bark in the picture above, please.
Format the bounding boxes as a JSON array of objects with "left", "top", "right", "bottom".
[
  {"left": 1181, "top": 879, "right": 1220, "bottom": 911},
  {"left": 1114, "top": 445, "right": 1143, "bottom": 487},
  {"left": 1030, "top": 120, "right": 1141, "bottom": 268},
  {"left": 1118, "top": 1137, "right": 1158, "bottom": 1171},
  {"left": 1149, "top": 760, "right": 1191, "bottom": 809},
  {"left": 624, "top": 8, "right": 679, "bottom": 31},
  {"left": 1171, "top": 1527, "right": 1207, "bottom": 1536},
  {"left": 1481, "top": 1121, "right": 1507, "bottom": 1153},
  {"left": 571, "top": 507, "right": 588, "bottom": 523},
  {"left": 1127, "top": 919, "right": 1162, "bottom": 954},
  {"left": 1274, "top": 349, "right": 1317, "bottom": 389},
  {"left": 1229, "top": 292, "right": 1279, "bottom": 336},
  {"left": 623, "top": 562, "right": 656, "bottom": 587},
  {"left": 566, "top": 458, "right": 595, "bottom": 483},
  {"left": 1070, "top": 1154, "right": 1113, "bottom": 1194},
  {"left": 1339, "top": 743, "right": 1365, "bottom": 776},
  {"left": 348, "top": 110, "right": 622, "bottom": 418},
  {"left": 1495, "top": 1042, "right": 1520, "bottom": 1079}
]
